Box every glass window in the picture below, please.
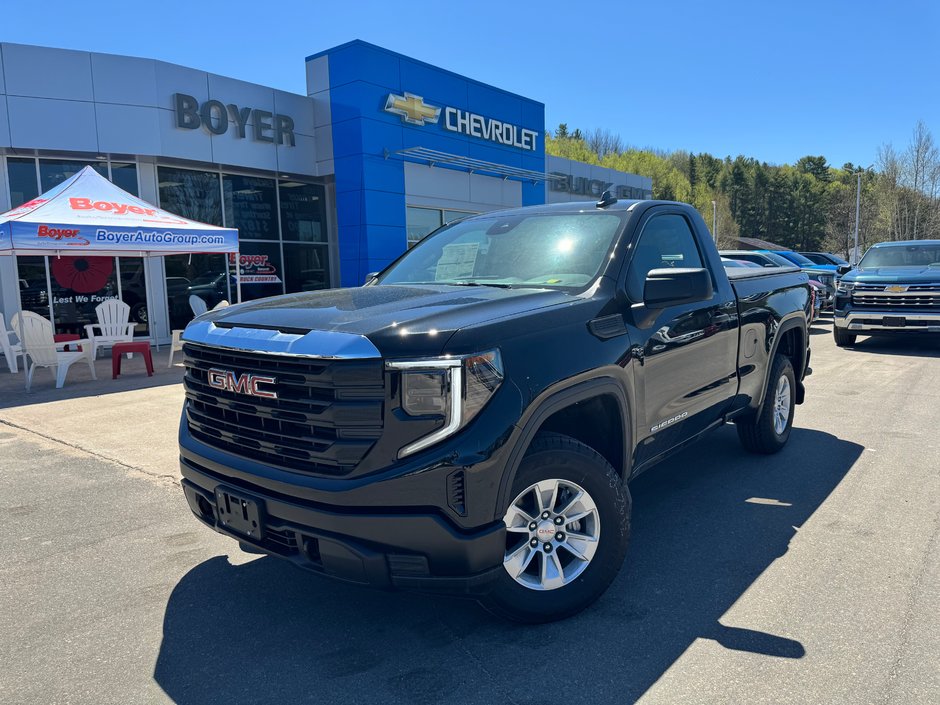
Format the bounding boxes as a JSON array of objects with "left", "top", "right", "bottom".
[
  {"left": 39, "top": 159, "right": 107, "bottom": 194},
  {"left": 627, "top": 214, "right": 704, "bottom": 301},
  {"left": 158, "top": 167, "right": 222, "bottom": 226},
  {"left": 16, "top": 256, "right": 50, "bottom": 320},
  {"left": 118, "top": 257, "right": 149, "bottom": 336},
  {"left": 859, "top": 243, "right": 940, "bottom": 268},
  {"left": 380, "top": 212, "right": 623, "bottom": 289},
  {"left": 164, "top": 254, "right": 230, "bottom": 330},
  {"left": 282, "top": 243, "right": 331, "bottom": 294},
  {"left": 223, "top": 174, "right": 279, "bottom": 240},
  {"left": 443, "top": 209, "right": 475, "bottom": 224},
  {"left": 48, "top": 255, "right": 119, "bottom": 336},
  {"left": 235, "top": 241, "right": 284, "bottom": 301},
  {"left": 406, "top": 207, "right": 442, "bottom": 246},
  {"left": 110, "top": 162, "right": 139, "bottom": 196},
  {"left": 7, "top": 158, "right": 39, "bottom": 208},
  {"left": 279, "top": 181, "right": 326, "bottom": 242}
]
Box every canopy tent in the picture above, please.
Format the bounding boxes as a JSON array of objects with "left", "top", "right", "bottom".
[{"left": 0, "top": 165, "right": 242, "bottom": 301}]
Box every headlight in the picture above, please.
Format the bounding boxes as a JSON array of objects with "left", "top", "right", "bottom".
[
  {"left": 387, "top": 350, "right": 504, "bottom": 458},
  {"left": 837, "top": 280, "right": 855, "bottom": 293}
]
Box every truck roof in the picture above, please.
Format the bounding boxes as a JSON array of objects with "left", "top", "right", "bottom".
[
  {"left": 870, "top": 239, "right": 940, "bottom": 248},
  {"left": 456, "top": 199, "right": 668, "bottom": 218}
]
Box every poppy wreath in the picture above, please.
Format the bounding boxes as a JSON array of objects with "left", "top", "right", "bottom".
[{"left": 51, "top": 256, "right": 114, "bottom": 294}]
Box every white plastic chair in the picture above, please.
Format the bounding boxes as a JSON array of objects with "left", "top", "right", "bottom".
[
  {"left": 0, "top": 313, "right": 24, "bottom": 373},
  {"left": 13, "top": 311, "right": 96, "bottom": 391},
  {"left": 85, "top": 299, "right": 135, "bottom": 359},
  {"left": 170, "top": 298, "right": 229, "bottom": 368},
  {"left": 189, "top": 295, "right": 208, "bottom": 316},
  {"left": 168, "top": 329, "right": 184, "bottom": 368}
]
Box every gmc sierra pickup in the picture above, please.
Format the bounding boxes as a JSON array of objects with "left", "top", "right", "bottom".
[
  {"left": 833, "top": 239, "right": 940, "bottom": 346},
  {"left": 178, "top": 197, "right": 812, "bottom": 622}
]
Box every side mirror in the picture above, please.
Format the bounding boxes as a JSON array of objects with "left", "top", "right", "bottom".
[
  {"left": 644, "top": 268, "right": 714, "bottom": 308},
  {"left": 837, "top": 264, "right": 852, "bottom": 276}
]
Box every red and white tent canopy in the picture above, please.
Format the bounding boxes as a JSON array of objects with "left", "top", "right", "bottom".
[{"left": 0, "top": 166, "right": 238, "bottom": 257}]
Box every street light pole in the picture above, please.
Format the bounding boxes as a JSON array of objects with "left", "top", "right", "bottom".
[
  {"left": 852, "top": 172, "right": 861, "bottom": 264},
  {"left": 711, "top": 200, "right": 717, "bottom": 243}
]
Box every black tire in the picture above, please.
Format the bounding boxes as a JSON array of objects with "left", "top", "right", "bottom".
[
  {"left": 481, "top": 432, "right": 631, "bottom": 623},
  {"left": 736, "top": 354, "right": 796, "bottom": 454},
  {"left": 833, "top": 326, "right": 856, "bottom": 347}
]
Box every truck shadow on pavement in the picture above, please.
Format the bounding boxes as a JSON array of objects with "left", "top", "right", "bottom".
[
  {"left": 154, "top": 426, "right": 862, "bottom": 705},
  {"left": 848, "top": 334, "right": 940, "bottom": 358}
]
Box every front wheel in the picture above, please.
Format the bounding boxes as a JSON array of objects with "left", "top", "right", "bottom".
[
  {"left": 833, "top": 326, "right": 856, "bottom": 347},
  {"left": 481, "top": 433, "right": 631, "bottom": 623},
  {"left": 736, "top": 354, "right": 796, "bottom": 454}
]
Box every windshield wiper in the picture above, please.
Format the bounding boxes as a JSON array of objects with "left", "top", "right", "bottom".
[{"left": 446, "top": 281, "right": 515, "bottom": 289}]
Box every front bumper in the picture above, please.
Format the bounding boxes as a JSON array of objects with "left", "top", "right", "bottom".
[
  {"left": 833, "top": 308, "right": 940, "bottom": 332},
  {"left": 180, "top": 454, "right": 505, "bottom": 595}
]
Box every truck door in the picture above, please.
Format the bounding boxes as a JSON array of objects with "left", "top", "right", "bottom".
[{"left": 623, "top": 209, "right": 739, "bottom": 468}]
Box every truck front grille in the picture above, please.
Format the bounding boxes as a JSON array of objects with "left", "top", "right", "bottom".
[
  {"left": 852, "top": 285, "right": 940, "bottom": 309},
  {"left": 182, "top": 343, "right": 384, "bottom": 476}
]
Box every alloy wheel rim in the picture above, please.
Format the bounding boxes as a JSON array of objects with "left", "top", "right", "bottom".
[
  {"left": 501, "top": 478, "right": 600, "bottom": 591},
  {"left": 773, "top": 375, "right": 791, "bottom": 435}
]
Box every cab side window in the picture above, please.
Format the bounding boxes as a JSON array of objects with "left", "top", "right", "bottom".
[{"left": 626, "top": 214, "right": 704, "bottom": 301}]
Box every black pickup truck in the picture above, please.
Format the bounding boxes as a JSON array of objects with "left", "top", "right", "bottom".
[{"left": 178, "top": 198, "right": 812, "bottom": 622}]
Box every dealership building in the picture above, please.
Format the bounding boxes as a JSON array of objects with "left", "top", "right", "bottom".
[{"left": 0, "top": 40, "right": 651, "bottom": 345}]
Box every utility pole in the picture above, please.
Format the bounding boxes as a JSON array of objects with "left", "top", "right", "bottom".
[
  {"left": 711, "top": 200, "right": 717, "bottom": 243},
  {"left": 852, "top": 172, "right": 861, "bottom": 264}
]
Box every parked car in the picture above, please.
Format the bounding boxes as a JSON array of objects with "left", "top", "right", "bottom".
[
  {"left": 833, "top": 239, "right": 940, "bottom": 346},
  {"left": 178, "top": 198, "right": 812, "bottom": 623},
  {"left": 721, "top": 250, "right": 837, "bottom": 309},
  {"left": 806, "top": 279, "right": 825, "bottom": 322},
  {"left": 799, "top": 251, "right": 849, "bottom": 267},
  {"left": 720, "top": 257, "right": 762, "bottom": 269}
]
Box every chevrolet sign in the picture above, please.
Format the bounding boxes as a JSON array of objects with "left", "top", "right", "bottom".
[{"left": 384, "top": 92, "right": 538, "bottom": 151}]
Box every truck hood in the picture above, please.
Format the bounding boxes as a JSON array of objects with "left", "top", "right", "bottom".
[
  {"left": 195, "top": 284, "right": 577, "bottom": 357},
  {"left": 843, "top": 266, "right": 940, "bottom": 284}
]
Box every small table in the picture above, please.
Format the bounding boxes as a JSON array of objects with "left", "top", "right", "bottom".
[
  {"left": 111, "top": 341, "right": 154, "bottom": 379},
  {"left": 53, "top": 333, "right": 82, "bottom": 351}
]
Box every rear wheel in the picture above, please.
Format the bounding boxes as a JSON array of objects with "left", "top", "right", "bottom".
[
  {"left": 481, "top": 433, "right": 631, "bottom": 623},
  {"left": 833, "top": 326, "right": 856, "bottom": 347},
  {"left": 736, "top": 354, "right": 796, "bottom": 454}
]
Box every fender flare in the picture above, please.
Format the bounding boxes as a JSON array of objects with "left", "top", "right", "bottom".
[
  {"left": 755, "top": 313, "right": 808, "bottom": 413},
  {"left": 495, "top": 375, "right": 633, "bottom": 519}
]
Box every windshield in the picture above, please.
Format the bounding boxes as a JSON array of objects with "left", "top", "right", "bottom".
[
  {"left": 859, "top": 243, "right": 940, "bottom": 268},
  {"left": 776, "top": 251, "right": 815, "bottom": 266},
  {"left": 377, "top": 212, "right": 624, "bottom": 288}
]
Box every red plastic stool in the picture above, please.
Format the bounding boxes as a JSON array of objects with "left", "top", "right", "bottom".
[{"left": 111, "top": 341, "right": 154, "bottom": 379}]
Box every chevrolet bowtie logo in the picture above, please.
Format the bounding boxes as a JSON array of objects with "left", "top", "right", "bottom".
[
  {"left": 385, "top": 92, "right": 440, "bottom": 126},
  {"left": 885, "top": 285, "right": 909, "bottom": 293}
]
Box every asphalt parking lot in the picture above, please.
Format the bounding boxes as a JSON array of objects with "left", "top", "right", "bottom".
[{"left": 1, "top": 316, "right": 938, "bottom": 705}]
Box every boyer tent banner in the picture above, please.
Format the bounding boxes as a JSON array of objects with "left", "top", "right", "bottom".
[{"left": 0, "top": 166, "right": 238, "bottom": 256}]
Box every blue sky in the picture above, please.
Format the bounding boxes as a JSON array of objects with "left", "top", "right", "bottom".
[{"left": 3, "top": 0, "right": 937, "bottom": 169}]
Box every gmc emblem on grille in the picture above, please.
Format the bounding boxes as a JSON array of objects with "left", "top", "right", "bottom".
[{"left": 206, "top": 368, "right": 278, "bottom": 399}]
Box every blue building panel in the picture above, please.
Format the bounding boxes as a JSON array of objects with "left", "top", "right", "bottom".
[
  {"left": 466, "top": 82, "right": 525, "bottom": 126},
  {"left": 330, "top": 118, "right": 364, "bottom": 159},
  {"left": 310, "top": 40, "right": 547, "bottom": 286},
  {"left": 322, "top": 42, "right": 402, "bottom": 91},
  {"left": 360, "top": 154, "right": 406, "bottom": 193},
  {"left": 333, "top": 154, "right": 364, "bottom": 194},
  {"left": 361, "top": 189, "right": 406, "bottom": 227},
  {"left": 362, "top": 225, "right": 407, "bottom": 260},
  {"left": 399, "top": 59, "right": 470, "bottom": 112}
]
